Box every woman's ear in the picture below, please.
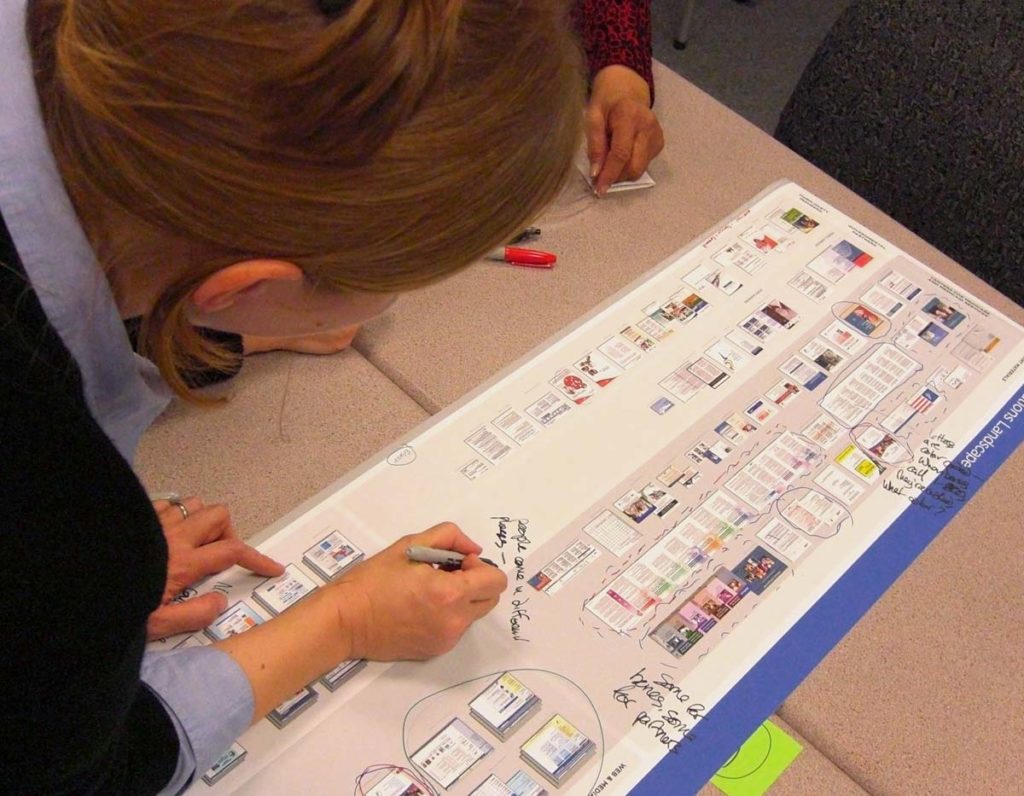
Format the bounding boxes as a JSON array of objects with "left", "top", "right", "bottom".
[{"left": 191, "top": 260, "right": 303, "bottom": 313}]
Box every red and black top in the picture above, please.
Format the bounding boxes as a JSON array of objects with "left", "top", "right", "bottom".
[{"left": 573, "top": 0, "right": 655, "bottom": 102}]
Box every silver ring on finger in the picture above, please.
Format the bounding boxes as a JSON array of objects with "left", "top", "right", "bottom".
[{"left": 168, "top": 497, "right": 189, "bottom": 520}]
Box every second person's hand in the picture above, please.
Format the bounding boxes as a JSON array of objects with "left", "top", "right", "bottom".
[{"left": 585, "top": 64, "right": 665, "bottom": 197}]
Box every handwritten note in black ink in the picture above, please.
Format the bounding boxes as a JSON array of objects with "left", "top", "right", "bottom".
[
  {"left": 882, "top": 432, "right": 973, "bottom": 514},
  {"left": 613, "top": 667, "right": 705, "bottom": 752},
  {"left": 494, "top": 517, "right": 533, "bottom": 641}
]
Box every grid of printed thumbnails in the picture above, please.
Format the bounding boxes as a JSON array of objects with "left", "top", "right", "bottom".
[
  {"left": 458, "top": 205, "right": 876, "bottom": 483},
  {"left": 202, "top": 202, "right": 1000, "bottom": 789},
  {"left": 463, "top": 201, "right": 996, "bottom": 496},
  {"left": 521, "top": 203, "right": 995, "bottom": 667}
]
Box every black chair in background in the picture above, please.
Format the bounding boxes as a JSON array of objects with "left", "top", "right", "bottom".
[{"left": 775, "top": 0, "right": 1024, "bottom": 305}]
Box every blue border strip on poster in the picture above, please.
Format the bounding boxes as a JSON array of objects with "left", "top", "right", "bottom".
[{"left": 634, "top": 384, "right": 1024, "bottom": 794}]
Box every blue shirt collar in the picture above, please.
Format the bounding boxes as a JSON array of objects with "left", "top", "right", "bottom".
[{"left": 0, "top": 0, "right": 171, "bottom": 463}]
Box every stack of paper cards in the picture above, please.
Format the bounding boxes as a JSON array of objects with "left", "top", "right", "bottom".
[
  {"left": 319, "top": 658, "right": 367, "bottom": 692},
  {"left": 267, "top": 686, "right": 318, "bottom": 729},
  {"left": 302, "top": 530, "right": 365, "bottom": 581},
  {"left": 252, "top": 563, "right": 318, "bottom": 616},
  {"left": 575, "top": 151, "right": 656, "bottom": 194},
  {"left": 469, "top": 672, "right": 542, "bottom": 740},
  {"left": 411, "top": 717, "right": 493, "bottom": 790},
  {"left": 365, "top": 769, "right": 428, "bottom": 796},
  {"left": 594, "top": 171, "right": 656, "bottom": 194},
  {"left": 470, "top": 775, "right": 516, "bottom": 796},
  {"left": 205, "top": 601, "right": 264, "bottom": 641},
  {"left": 520, "top": 714, "right": 596, "bottom": 787},
  {"left": 506, "top": 770, "right": 548, "bottom": 796},
  {"left": 201, "top": 742, "right": 247, "bottom": 786}
]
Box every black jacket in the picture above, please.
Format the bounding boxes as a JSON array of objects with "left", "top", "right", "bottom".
[{"left": 0, "top": 209, "right": 179, "bottom": 793}]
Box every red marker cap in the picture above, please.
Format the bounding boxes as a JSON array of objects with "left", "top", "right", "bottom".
[{"left": 486, "top": 246, "right": 557, "bottom": 268}]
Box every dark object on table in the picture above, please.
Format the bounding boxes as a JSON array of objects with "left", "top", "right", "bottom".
[{"left": 775, "top": 0, "right": 1024, "bottom": 305}]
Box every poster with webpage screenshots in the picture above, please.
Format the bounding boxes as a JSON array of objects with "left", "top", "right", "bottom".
[{"left": 149, "top": 181, "right": 1024, "bottom": 795}]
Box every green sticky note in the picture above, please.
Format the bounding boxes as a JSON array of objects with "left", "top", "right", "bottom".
[{"left": 711, "top": 719, "right": 803, "bottom": 796}]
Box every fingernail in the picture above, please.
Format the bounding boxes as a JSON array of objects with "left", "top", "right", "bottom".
[
  {"left": 590, "top": 162, "right": 600, "bottom": 179},
  {"left": 213, "top": 592, "right": 228, "bottom": 612}
]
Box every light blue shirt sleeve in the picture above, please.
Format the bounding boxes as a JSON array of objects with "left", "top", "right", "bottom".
[
  {"left": 1, "top": 0, "right": 172, "bottom": 465},
  {"left": 140, "top": 647, "right": 254, "bottom": 795}
]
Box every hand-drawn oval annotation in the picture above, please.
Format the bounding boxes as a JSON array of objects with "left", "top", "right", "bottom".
[
  {"left": 832, "top": 300, "right": 892, "bottom": 339},
  {"left": 386, "top": 446, "right": 416, "bottom": 466}
]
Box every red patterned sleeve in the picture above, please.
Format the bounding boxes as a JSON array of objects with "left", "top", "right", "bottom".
[{"left": 571, "top": 0, "right": 655, "bottom": 104}]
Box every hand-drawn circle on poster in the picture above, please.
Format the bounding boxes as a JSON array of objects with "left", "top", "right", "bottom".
[
  {"left": 774, "top": 487, "right": 852, "bottom": 538},
  {"left": 831, "top": 300, "right": 892, "bottom": 339},
  {"left": 851, "top": 423, "right": 912, "bottom": 465},
  {"left": 386, "top": 446, "right": 416, "bottom": 466}
]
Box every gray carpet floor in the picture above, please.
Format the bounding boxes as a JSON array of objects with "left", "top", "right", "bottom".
[{"left": 651, "top": 0, "right": 857, "bottom": 133}]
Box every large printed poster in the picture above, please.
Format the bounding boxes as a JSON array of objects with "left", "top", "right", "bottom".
[{"left": 149, "top": 182, "right": 1024, "bottom": 795}]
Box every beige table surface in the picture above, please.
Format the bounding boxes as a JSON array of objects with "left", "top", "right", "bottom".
[
  {"left": 136, "top": 63, "right": 1024, "bottom": 794},
  {"left": 136, "top": 350, "right": 428, "bottom": 536}
]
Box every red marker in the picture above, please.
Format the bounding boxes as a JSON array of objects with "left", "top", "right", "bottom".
[{"left": 486, "top": 246, "right": 556, "bottom": 268}]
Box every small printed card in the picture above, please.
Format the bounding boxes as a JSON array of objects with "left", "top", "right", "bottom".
[
  {"left": 173, "top": 634, "right": 206, "bottom": 649},
  {"left": 411, "top": 717, "right": 493, "bottom": 789},
  {"left": 469, "top": 672, "right": 541, "bottom": 740},
  {"left": 520, "top": 714, "right": 595, "bottom": 786},
  {"left": 267, "top": 686, "right": 318, "bottom": 729},
  {"left": 470, "top": 775, "right": 516, "bottom": 796},
  {"left": 365, "top": 770, "right": 428, "bottom": 796},
  {"left": 302, "top": 530, "right": 365, "bottom": 581},
  {"left": 506, "top": 769, "right": 548, "bottom": 796},
  {"left": 205, "top": 601, "right": 264, "bottom": 642},
  {"left": 575, "top": 150, "right": 656, "bottom": 194},
  {"left": 201, "top": 742, "right": 247, "bottom": 786},
  {"left": 319, "top": 659, "right": 367, "bottom": 692},
  {"left": 252, "top": 563, "right": 318, "bottom": 616}
]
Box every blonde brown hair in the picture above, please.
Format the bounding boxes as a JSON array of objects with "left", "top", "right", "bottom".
[{"left": 28, "top": 0, "right": 584, "bottom": 397}]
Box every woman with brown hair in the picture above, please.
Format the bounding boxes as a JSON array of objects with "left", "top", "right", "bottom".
[
  {"left": 132, "top": 0, "right": 666, "bottom": 381},
  {"left": 0, "top": 0, "right": 584, "bottom": 792}
]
